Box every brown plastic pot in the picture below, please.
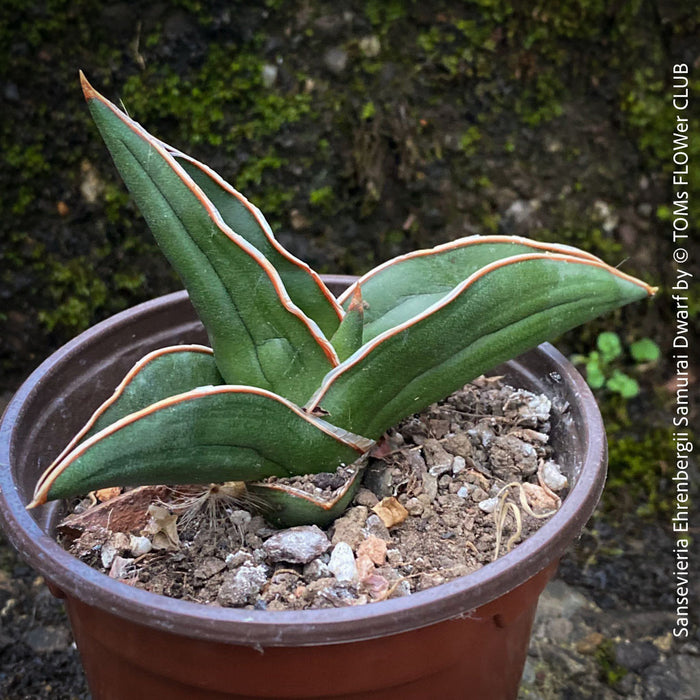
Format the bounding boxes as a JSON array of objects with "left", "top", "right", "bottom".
[{"left": 0, "top": 278, "right": 607, "bottom": 700}]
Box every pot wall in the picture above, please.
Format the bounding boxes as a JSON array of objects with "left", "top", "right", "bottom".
[
  {"left": 65, "top": 562, "right": 556, "bottom": 699},
  {"left": 0, "top": 283, "right": 606, "bottom": 699}
]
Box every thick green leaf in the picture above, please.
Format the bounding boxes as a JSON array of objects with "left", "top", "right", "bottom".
[
  {"left": 86, "top": 346, "right": 224, "bottom": 436},
  {"left": 81, "top": 74, "right": 337, "bottom": 404},
  {"left": 308, "top": 254, "right": 655, "bottom": 438},
  {"left": 31, "top": 386, "right": 374, "bottom": 506},
  {"left": 339, "top": 236, "right": 603, "bottom": 341},
  {"left": 168, "top": 149, "right": 342, "bottom": 338},
  {"left": 329, "top": 286, "right": 365, "bottom": 362},
  {"left": 33, "top": 345, "right": 224, "bottom": 499},
  {"left": 248, "top": 463, "right": 365, "bottom": 528}
]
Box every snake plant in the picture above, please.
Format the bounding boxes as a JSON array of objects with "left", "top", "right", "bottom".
[{"left": 28, "top": 73, "right": 656, "bottom": 526}]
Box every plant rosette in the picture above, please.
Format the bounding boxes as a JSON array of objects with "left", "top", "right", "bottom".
[{"left": 0, "top": 75, "right": 655, "bottom": 699}]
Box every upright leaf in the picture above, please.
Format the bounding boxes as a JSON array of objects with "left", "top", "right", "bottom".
[
  {"left": 329, "top": 286, "right": 365, "bottom": 361},
  {"left": 166, "top": 148, "right": 342, "bottom": 338},
  {"left": 81, "top": 73, "right": 337, "bottom": 404}
]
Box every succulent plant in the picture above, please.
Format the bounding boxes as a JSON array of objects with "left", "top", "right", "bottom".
[{"left": 29, "top": 73, "right": 656, "bottom": 526}]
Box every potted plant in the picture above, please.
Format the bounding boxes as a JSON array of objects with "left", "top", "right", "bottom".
[{"left": 0, "top": 75, "right": 655, "bottom": 699}]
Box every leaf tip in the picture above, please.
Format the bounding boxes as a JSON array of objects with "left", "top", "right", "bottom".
[
  {"left": 347, "top": 285, "right": 364, "bottom": 314},
  {"left": 79, "top": 70, "right": 98, "bottom": 102},
  {"left": 25, "top": 494, "right": 43, "bottom": 510}
]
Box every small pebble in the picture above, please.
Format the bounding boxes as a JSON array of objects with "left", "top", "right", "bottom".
[
  {"left": 478, "top": 497, "right": 499, "bottom": 513},
  {"left": 263, "top": 525, "right": 331, "bottom": 564},
  {"left": 452, "top": 456, "right": 466, "bottom": 474},
  {"left": 386, "top": 548, "right": 402, "bottom": 566},
  {"left": 421, "top": 473, "right": 438, "bottom": 502},
  {"left": 225, "top": 550, "right": 254, "bottom": 568},
  {"left": 230, "top": 509, "right": 252, "bottom": 530},
  {"left": 390, "top": 580, "right": 412, "bottom": 598},
  {"left": 523, "top": 483, "right": 558, "bottom": 513},
  {"left": 404, "top": 497, "right": 424, "bottom": 516},
  {"left": 108, "top": 555, "right": 133, "bottom": 579},
  {"left": 468, "top": 425, "right": 494, "bottom": 447},
  {"left": 429, "top": 463, "right": 452, "bottom": 477},
  {"left": 542, "top": 460, "right": 568, "bottom": 491},
  {"left": 362, "top": 573, "right": 389, "bottom": 599},
  {"left": 471, "top": 487, "right": 489, "bottom": 503},
  {"left": 101, "top": 543, "right": 118, "bottom": 569},
  {"left": 328, "top": 542, "right": 358, "bottom": 583},
  {"left": 303, "top": 558, "right": 332, "bottom": 580},
  {"left": 356, "top": 553, "right": 375, "bottom": 580},
  {"left": 355, "top": 488, "right": 379, "bottom": 508},
  {"left": 217, "top": 565, "right": 268, "bottom": 606},
  {"left": 365, "top": 514, "right": 391, "bottom": 541},
  {"left": 129, "top": 535, "right": 152, "bottom": 557},
  {"left": 513, "top": 391, "right": 551, "bottom": 423},
  {"left": 357, "top": 536, "right": 387, "bottom": 566},
  {"left": 438, "top": 475, "right": 452, "bottom": 490}
]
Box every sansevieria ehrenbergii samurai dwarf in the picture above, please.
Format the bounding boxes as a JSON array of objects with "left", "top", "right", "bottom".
[{"left": 29, "top": 73, "right": 656, "bottom": 526}]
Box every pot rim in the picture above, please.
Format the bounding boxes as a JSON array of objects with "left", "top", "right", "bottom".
[{"left": 0, "top": 289, "right": 606, "bottom": 647}]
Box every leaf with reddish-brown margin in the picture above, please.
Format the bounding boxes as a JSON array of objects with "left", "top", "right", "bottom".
[
  {"left": 81, "top": 73, "right": 337, "bottom": 405},
  {"left": 338, "top": 235, "right": 604, "bottom": 341},
  {"left": 30, "top": 385, "right": 373, "bottom": 508},
  {"left": 167, "top": 148, "right": 342, "bottom": 339},
  {"left": 308, "top": 254, "right": 656, "bottom": 439},
  {"left": 248, "top": 461, "right": 365, "bottom": 528},
  {"left": 329, "top": 286, "right": 365, "bottom": 361}
]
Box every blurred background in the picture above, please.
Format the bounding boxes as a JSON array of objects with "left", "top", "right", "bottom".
[{"left": 0, "top": 1, "right": 698, "bottom": 698}]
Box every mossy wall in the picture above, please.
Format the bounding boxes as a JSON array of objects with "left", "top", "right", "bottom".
[{"left": 1, "top": 1, "right": 698, "bottom": 509}]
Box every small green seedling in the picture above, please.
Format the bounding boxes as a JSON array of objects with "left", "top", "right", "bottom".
[
  {"left": 28, "top": 73, "right": 656, "bottom": 526},
  {"left": 573, "top": 331, "right": 660, "bottom": 398}
]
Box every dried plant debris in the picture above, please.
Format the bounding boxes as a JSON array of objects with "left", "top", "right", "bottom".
[{"left": 59, "top": 377, "right": 568, "bottom": 610}]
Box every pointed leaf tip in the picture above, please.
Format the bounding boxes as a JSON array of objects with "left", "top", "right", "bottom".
[
  {"left": 79, "top": 71, "right": 98, "bottom": 102},
  {"left": 347, "top": 285, "right": 364, "bottom": 312},
  {"left": 330, "top": 285, "right": 364, "bottom": 362}
]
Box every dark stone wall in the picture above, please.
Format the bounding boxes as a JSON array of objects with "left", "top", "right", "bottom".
[{"left": 1, "top": 0, "right": 697, "bottom": 393}]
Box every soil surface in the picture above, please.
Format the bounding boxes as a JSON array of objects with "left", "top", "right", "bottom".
[{"left": 58, "top": 377, "right": 566, "bottom": 610}]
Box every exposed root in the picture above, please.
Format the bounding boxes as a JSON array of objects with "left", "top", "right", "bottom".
[
  {"left": 492, "top": 480, "right": 560, "bottom": 561},
  {"left": 161, "top": 482, "right": 264, "bottom": 538}
]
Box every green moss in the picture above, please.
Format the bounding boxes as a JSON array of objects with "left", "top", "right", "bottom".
[
  {"left": 604, "top": 425, "right": 683, "bottom": 518},
  {"left": 121, "top": 42, "right": 312, "bottom": 148},
  {"left": 38, "top": 258, "right": 108, "bottom": 332},
  {"left": 459, "top": 126, "right": 482, "bottom": 156},
  {"left": 595, "top": 639, "right": 628, "bottom": 687},
  {"left": 361, "top": 101, "right": 376, "bottom": 120},
  {"left": 309, "top": 185, "right": 336, "bottom": 212},
  {"left": 365, "top": 0, "right": 406, "bottom": 29}
]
